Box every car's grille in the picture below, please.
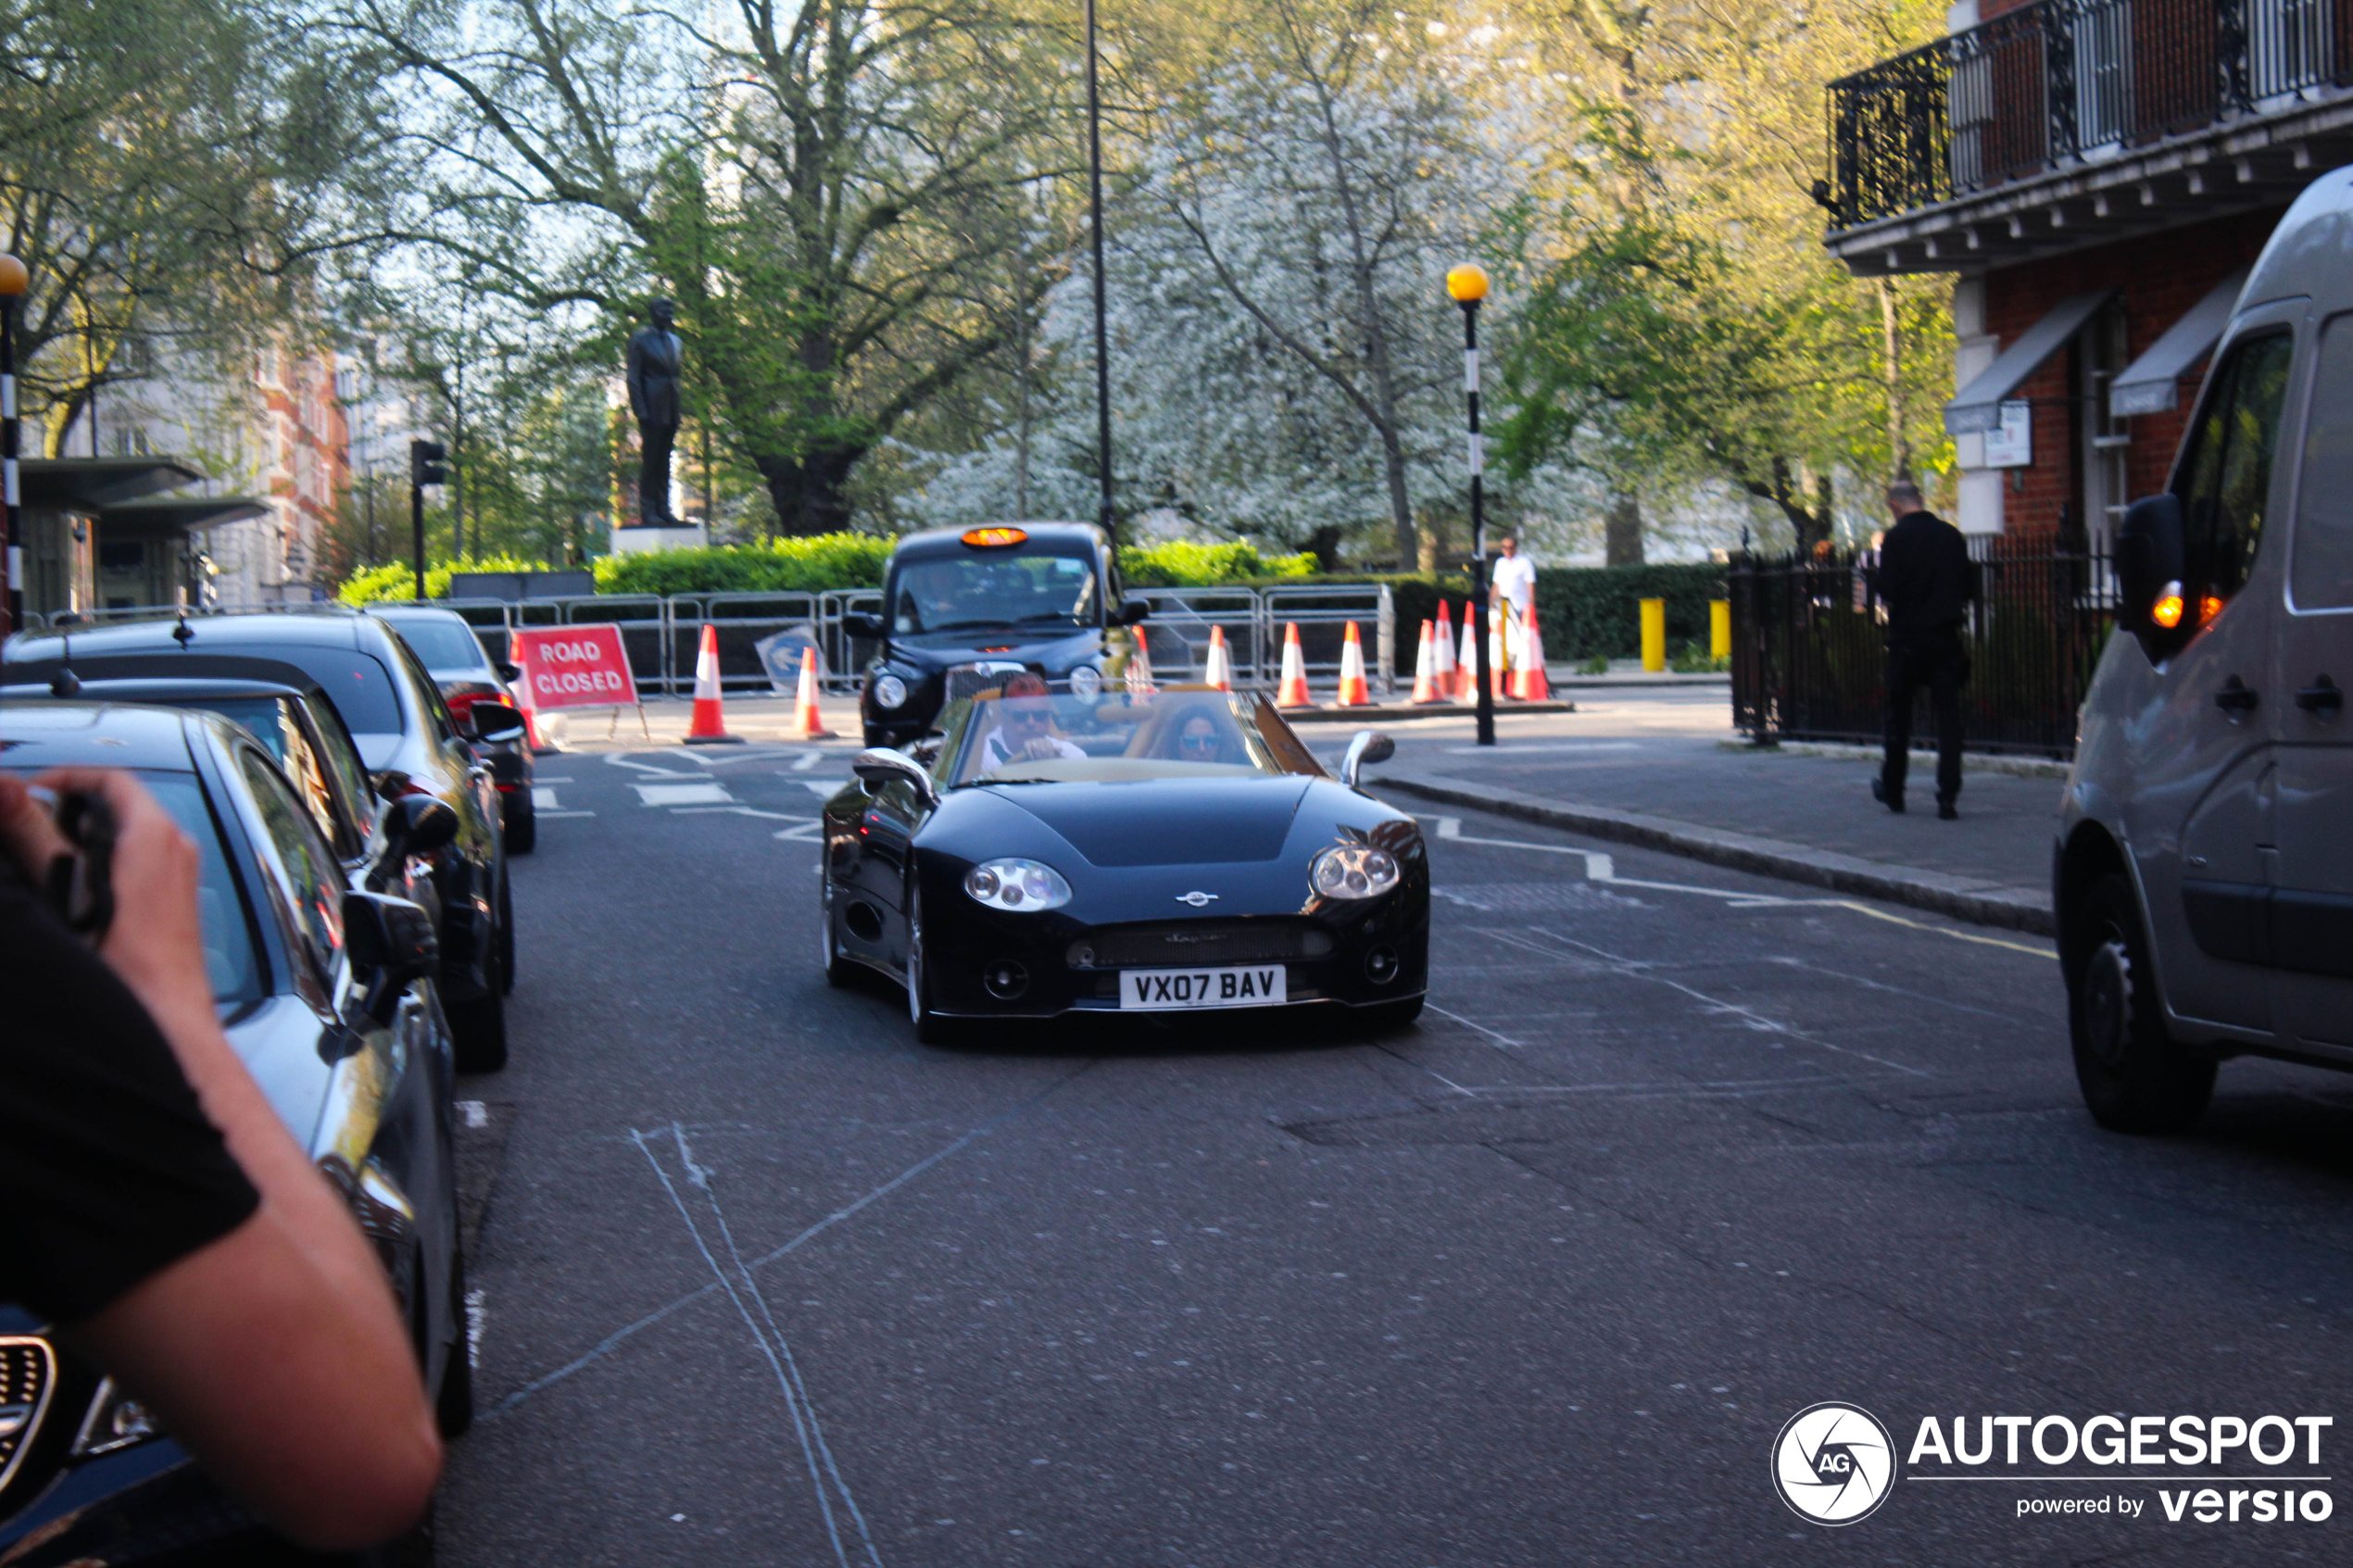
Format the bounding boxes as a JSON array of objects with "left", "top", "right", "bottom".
[
  {"left": 0, "top": 1337, "right": 57, "bottom": 1496},
  {"left": 945, "top": 662, "right": 1029, "bottom": 703},
  {"left": 1070, "top": 920, "right": 1335, "bottom": 970}
]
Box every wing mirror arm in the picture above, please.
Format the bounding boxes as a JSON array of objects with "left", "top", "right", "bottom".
[
  {"left": 851, "top": 747, "right": 939, "bottom": 808},
  {"left": 1340, "top": 729, "right": 1395, "bottom": 789}
]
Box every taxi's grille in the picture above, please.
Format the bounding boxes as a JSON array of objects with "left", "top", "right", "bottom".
[
  {"left": 1070, "top": 920, "right": 1334, "bottom": 970},
  {"left": 0, "top": 1337, "right": 57, "bottom": 1496},
  {"left": 945, "top": 663, "right": 1029, "bottom": 703}
]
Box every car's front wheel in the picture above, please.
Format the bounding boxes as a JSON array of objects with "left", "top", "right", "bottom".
[
  {"left": 904, "top": 887, "right": 950, "bottom": 1044},
  {"left": 819, "top": 877, "right": 851, "bottom": 987},
  {"left": 503, "top": 787, "right": 536, "bottom": 855},
  {"left": 2067, "top": 872, "right": 2214, "bottom": 1133}
]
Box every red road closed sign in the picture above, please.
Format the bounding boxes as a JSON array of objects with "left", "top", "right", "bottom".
[{"left": 512, "top": 624, "right": 636, "bottom": 710}]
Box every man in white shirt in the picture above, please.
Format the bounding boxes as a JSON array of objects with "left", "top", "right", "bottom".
[
  {"left": 977, "top": 673, "right": 1088, "bottom": 771},
  {"left": 1489, "top": 535, "right": 1537, "bottom": 676}
]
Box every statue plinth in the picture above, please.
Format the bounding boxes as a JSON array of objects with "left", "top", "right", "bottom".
[{"left": 609, "top": 519, "right": 708, "bottom": 556}]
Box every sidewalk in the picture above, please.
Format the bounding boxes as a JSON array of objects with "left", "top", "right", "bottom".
[{"left": 1351, "top": 687, "right": 2062, "bottom": 935}]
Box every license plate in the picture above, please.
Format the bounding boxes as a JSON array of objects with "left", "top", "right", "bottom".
[{"left": 1118, "top": 964, "right": 1288, "bottom": 1010}]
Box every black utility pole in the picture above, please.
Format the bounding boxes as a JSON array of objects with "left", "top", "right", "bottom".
[
  {"left": 409, "top": 437, "right": 447, "bottom": 601},
  {"left": 1084, "top": 0, "right": 1114, "bottom": 546},
  {"left": 1450, "top": 265, "right": 1495, "bottom": 746},
  {"left": 0, "top": 255, "right": 23, "bottom": 640}
]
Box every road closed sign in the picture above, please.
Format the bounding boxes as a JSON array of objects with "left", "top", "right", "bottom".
[{"left": 512, "top": 624, "right": 637, "bottom": 709}]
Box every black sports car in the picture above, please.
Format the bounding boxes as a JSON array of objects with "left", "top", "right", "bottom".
[{"left": 819, "top": 684, "right": 1426, "bottom": 1040}]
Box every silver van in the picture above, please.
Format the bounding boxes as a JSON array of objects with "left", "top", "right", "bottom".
[{"left": 2059, "top": 169, "right": 2353, "bottom": 1131}]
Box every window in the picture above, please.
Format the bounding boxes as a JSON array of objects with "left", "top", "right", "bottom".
[
  {"left": 2293, "top": 313, "right": 2353, "bottom": 609},
  {"left": 889, "top": 551, "right": 1100, "bottom": 634},
  {"left": 239, "top": 746, "right": 346, "bottom": 992},
  {"left": 2174, "top": 331, "right": 2294, "bottom": 604}
]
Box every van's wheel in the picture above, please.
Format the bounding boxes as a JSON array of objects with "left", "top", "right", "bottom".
[
  {"left": 819, "top": 877, "right": 851, "bottom": 987},
  {"left": 905, "top": 887, "right": 951, "bottom": 1045},
  {"left": 2067, "top": 873, "right": 2214, "bottom": 1133}
]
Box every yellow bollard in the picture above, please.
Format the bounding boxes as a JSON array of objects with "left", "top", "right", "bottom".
[
  {"left": 1709, "top": 599, "right": 1731, "bottom": 660},
  {"left": 1640, "top": 597, "right": 1667, "bottom": 672}
]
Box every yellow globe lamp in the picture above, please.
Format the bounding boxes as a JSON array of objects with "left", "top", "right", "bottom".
[
  {"left": 0, "top": 254, "right": 26, "bottom": 297},
  {"left": 1446, "top": 263, "right": 1489, "bottom": 305}
]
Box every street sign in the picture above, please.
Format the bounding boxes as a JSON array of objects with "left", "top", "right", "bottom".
[{"left": 511, "top": 624, "right": 636, "bottom": 710}]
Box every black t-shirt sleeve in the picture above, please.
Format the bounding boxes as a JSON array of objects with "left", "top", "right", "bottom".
[{"left": 0, "top": 880, "right": 260, "bottom": 1324}]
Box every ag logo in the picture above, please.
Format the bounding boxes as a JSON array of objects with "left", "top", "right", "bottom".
[{"left": 1772, "top": 1402, "right": 1896, "bottom": 1525}]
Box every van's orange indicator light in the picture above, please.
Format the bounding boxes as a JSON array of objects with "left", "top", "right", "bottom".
[
  {"left": 961, "top": 526, "right": 1028, "bottom": 548},
  {"left": 2152, "top": 582, "right": 2185, "bottom": 630},
  {"left": 2200, "top": 595, "right": 2226, "bottom": 623}
]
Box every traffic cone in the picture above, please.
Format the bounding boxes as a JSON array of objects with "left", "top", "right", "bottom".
[
  {"left": 1125, "top": 634, "right": 1157, "bottom": 699},
  {"left": 1335, "top": 621, "right": 1372, "bottom": 707},
  {"left": 787, "top": 644, "right": 836, "bottom": 738},
  {"left": 1490, "top": 607, "right": 1510, "bottom": 700},
  {"left": 683, "top": 622, "right": 742, "bottom": 744},
  {"left": 1275, "top": 622, "right": 1313, "bottom": 708},
  {"left": 1432, "top": 600, "right": 1458, "bottom": 700},
  {"left": 1513, "top": 601, "right": 1551, "bottom": 701},
  {"left": 1408, "top": 620, "right": 1441, "bottom": 704},
  {"left": 1204, "top": 624, "right": 1233, "bottom": 691},
  {"left": 1455, "top": 610, "right": 1479, "bottom": 702}
]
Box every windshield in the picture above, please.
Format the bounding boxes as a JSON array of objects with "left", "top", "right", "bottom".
[
  {"left": 382, "top": 616, "right": 493, "bottom": 674},
  {"left": 891, "top": 551, "right": 1099, "bottom": 635},
  {"left": 944, "top": 688, "right": 1324, "bottom": 785}
]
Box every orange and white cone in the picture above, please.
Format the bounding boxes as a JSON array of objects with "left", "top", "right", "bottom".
[
  {"left": 684, "top": 622, "right": 742, "bottom": 744},
  {"left": 1408, "top": 620, "right": 1440, "bottom": 704},
  {"left": 1432, "top": 600, "right": 1458, "bottom": 700},
  {"left": 1490, "top": 607, "right": 1511, "bottom": 699},
  {"left": 1275, "top": 622, "right": 1313, "bottom": 708},
  {"left": 1124, "top": 635, "right": 1157, "bottom": 700},
  {"left": 1455, "top": 610, "right": 1479, "bottom": 702},
  {"left": 1204, "top": 625, "right": 1233, "bottom": 692},
  {"left": 1335, "top": 621, "right": 1372, "bottom": 707},
  {"left": 1512, "top": 601, "right": 1551, "bottom": 701},
  {"left": 787, "top": 644, "right": 836, "bottom": 738}
]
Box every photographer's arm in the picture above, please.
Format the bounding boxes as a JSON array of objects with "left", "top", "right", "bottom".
[{"left": 0, "top": 772, "right": 442, "bottom": 1549}]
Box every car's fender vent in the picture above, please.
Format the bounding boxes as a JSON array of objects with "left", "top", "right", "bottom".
[
  {"left": 1070, "top": 920, "right": 1335, "bottom": 970},
  {"left": 0, "top": 1336, "right": 58, "bottom": 1497}
]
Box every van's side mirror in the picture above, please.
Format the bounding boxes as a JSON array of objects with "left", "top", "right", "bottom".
[
  {"left": 843, "top": 611, "right": 886, "bottom": 639},
  {"left": 342, "top": 890, "right": 439, "bottom": 1023},
  {"left": 2116, "top": 492, "right": 2186, "bottom": 651},
  {"left": 1118, "top": 596, "right": 1151, "bottom": 626}
]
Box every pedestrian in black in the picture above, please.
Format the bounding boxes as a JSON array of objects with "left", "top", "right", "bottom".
[{"left": 1869, "top": 481, "right": 1977, "bottom": 820}]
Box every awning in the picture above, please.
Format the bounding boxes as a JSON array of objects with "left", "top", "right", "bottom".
[
  {"left": 97, "top": 498, "right": 271, "bottom": 537},
  {"left": 18, "top": 458, "right": 207, "bottom": 510},
  {"left": 1944, "top": 288, "right": 2119, "bottom": 435},
  {"left": 2109, "top": 267, "right": 2248, "bottom": 419}
]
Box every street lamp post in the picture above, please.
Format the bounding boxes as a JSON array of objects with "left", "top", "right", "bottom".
[
  {"left": 1084, "top": 0, "right": 1114, "bottom": 545},
  {"left": 1448, "top": 263, "right": 1495, "bottom": 746},
  {"left": 0, "top": 253, "right": 26, "bottom": 641}
]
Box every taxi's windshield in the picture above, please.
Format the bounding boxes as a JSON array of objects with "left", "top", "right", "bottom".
[
  {"left": 944, "top": 689, "right": 1325, "bottom": 785},
  {"left": 891, "top": 551, "right": 1099, "bottom": 635}
]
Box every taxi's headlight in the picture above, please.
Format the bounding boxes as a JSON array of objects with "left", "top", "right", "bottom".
[
  {"left": 1068, "top": 663, "right": 1102, "bottom": 698},
  {"left": 1310, "top": 844, "right": 1399, "bottom": 900},
  {"left": 964, "top": 858, "right": 1073, "bottom": 910},
  {"left": 873, "top": 673, "right": 909, "bottom": 709}
]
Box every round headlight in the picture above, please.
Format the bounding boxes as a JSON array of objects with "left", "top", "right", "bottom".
[
  {"left": 873, "top": 673, "right": 909, "bottom": 709},
  {"left": 1310, "top": 844, "right": 1399, "bottom": 900},
  {"left": 963, "top": 857, "right": 1073, "bottom": 911},
  {"left": 1068, "top": 663, "right": 1102, "bottom": 699}
]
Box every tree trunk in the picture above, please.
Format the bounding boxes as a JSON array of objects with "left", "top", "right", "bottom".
[
  {"left": 1878, "top": 278, "right": 1910, "bottom": 483},
  {"left": 1604, "top": 486, "right": 1644, "bottom": 566},
  {"left": 756, "top": 445, "right": 862, "bottom": 536}
]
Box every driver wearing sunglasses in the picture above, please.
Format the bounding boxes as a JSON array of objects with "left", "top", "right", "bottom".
[{"left": 978, "top": 674, "right": 1088, "bottom": 770}]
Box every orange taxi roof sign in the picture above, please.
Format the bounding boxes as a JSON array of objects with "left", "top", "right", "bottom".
[{"left": 961, "top": 526, "right": 1028, "bottom": 548}]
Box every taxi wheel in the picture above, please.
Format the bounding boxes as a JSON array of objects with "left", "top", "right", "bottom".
[{"left": 2067, "top": 873, "right": 2213, "bottom": 1133}]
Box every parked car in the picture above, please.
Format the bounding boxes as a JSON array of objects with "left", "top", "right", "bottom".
[
  {"left": 848, "top": 522, "right": 1154, "bottom": 749},
  {"left": 4, "top": 611, "right": 522, "bottom": 1071},
  {"left": 368, "top": 605, "right": 538, "bottom": 853},
  {"left": 0, "top": 702, "right": 468, "bottom": 1565},
  {"left": 821, "top": 684, "right": 1425, "bottom": 1041},
  {"left": 2059, "top": 165, "right": 2353, "bottom": 1131}
]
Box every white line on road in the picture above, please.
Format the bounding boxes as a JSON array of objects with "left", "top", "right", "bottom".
[
  {"left": 793, "top": 749, "right": 824, "bottom": 771},
  {"left": 532, "top": 786, "right": 561, "bottom": 810},
  {"left": 635, "top": 782, "right": 735, "bottom": 807},
  {"left": 1441, "top": 741, "right": 1642, "bottom": 755}
]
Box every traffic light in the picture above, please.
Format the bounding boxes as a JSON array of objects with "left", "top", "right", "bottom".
[{"left": 409, "top": 438, "right": 447, "bottom": 487}]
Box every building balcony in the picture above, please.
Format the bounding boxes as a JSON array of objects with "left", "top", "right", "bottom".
[{"left": 1820, "top": 0, "right": 2353, "bottom": 275}]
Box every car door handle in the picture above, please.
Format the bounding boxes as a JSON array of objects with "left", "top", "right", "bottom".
[
  {"left": 2295, "top": 674, "right": 2344, "bottom": 713},
  {"left": 2214, "top": 675, "right": 2259, "bottom": 714}
]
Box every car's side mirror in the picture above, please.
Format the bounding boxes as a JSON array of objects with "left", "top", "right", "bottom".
[
  {"left": 851, "top": 746, "right": 939, "bottom": 807},
  {"left": 843, "top": 611, "right": 887, "bottom": 639},
  {"left": 342, "top": 890, "right": 439, "bottom": 1023},
  {"left": 463, "top": 701, "right": 527, "bottom": 745},
  {"left": 497, "top": 660, "right": 522, "bottom": 683},
  {"left": 367, "top": 794, "right": 459, "bottom": 891},
  {"left": 1119, "top": 596, "right": 1151, "bottom": 626},
  {"left": 1340, "top": 729, "right": 1395, "bottom": 789},
  {"left": 2116, "top": 492, "right": 2186, "bottom": 651}
]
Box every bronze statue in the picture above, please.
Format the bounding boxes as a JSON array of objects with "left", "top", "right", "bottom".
[{"left": 624, "top": 298, "right": 684, "bottom": 527}]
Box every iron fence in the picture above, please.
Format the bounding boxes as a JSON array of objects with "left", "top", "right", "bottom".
[
  {"left": 1729, "top": 541, "right": 2117, "bottom": 758},
  {"left": 1825, "top": 0, "right": 2353, "bottom": 227}
]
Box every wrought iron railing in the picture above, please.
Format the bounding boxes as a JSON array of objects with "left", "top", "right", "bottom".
[
  {"left": 1823, "top": 0, "right": 2353, "bottom": 227},
  {"left": 1729, "top": 541, "right": 2117, "bottom": 759}
]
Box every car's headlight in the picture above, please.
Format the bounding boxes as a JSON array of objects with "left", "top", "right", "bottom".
[
  {"left": 964, "top": 858, "right": 1073, "bottom": 910},
  {"left": 873, "top": 673, "right": 909, "bottom": 709},
  {"left": 1310, "top": 844, "right": 1399, "bottom": 899},
  {"left": 1068, "top": 663, "right": 1102, "bottom": 699}
]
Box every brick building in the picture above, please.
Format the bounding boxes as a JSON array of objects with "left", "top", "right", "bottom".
[{"left": 1818, "top": 0, "right": 2350, "bottom": 548}]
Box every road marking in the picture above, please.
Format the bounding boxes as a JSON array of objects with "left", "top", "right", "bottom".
[
  {"left": 464, "top": 1287, "right": 486, "bottom": 1369},
  {"left": 774, "top": 821, "right": 826, "bottom": 843},
  {"left": 635, "top": 782, "right": 734, "bottom": 807},
  {"left": 793, "top": 749, "right": 824, "bottom": 771},
  {"left": 803, "top": 780, "right": 840, "bottom": 797},
  {"left": 668, "top": 804, "right": 806, "bottom": 822},
  {"left": 533, "top": 775, "right": 574, "bottom": 784},
  {"left": 1441, "top": 741, "right": 1642, "bottom": 755},
  {"left": 537, "top": 809, "right": 598, "bottom": 819},
  {"left": 457, "top": 1098, "right": 490, "bottom": 1128},
  {"left": 532, "top": 786, "right": 561, "bottom": 809}
]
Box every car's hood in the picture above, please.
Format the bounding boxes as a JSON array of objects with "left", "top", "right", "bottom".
[{"left": 982, "top": 776, "right": 1310, "bottom": 866}]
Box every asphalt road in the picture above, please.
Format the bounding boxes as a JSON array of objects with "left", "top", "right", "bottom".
[{"left": 438, "top": 734, "right": 2352, "bottom": 1566}]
